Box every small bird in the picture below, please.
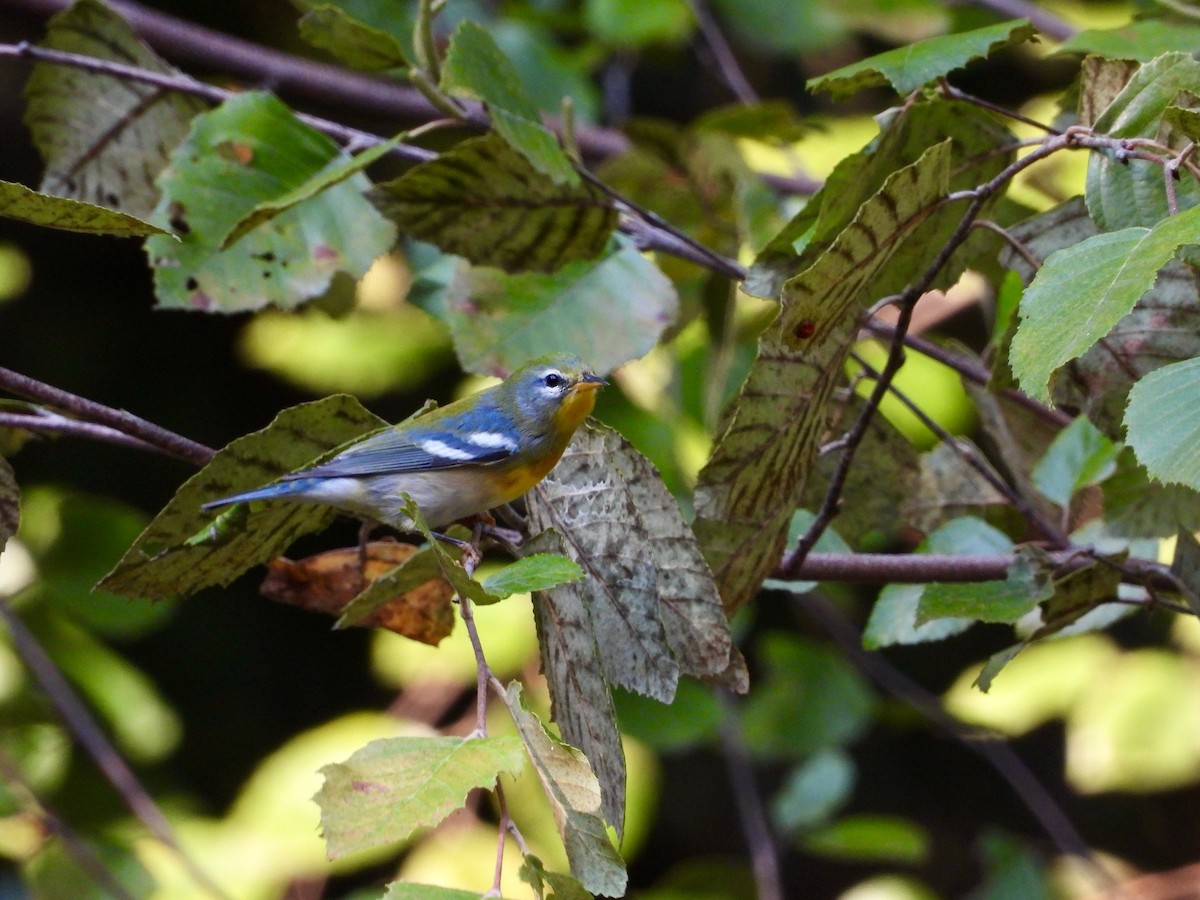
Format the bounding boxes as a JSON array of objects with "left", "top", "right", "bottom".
[{"left": 202, "top": 353, "right": 606, "bottom": 531}]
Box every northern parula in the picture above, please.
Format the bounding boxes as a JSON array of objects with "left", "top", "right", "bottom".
[{"left": 202, "top": 353, "right": 606, "bottom": 530}]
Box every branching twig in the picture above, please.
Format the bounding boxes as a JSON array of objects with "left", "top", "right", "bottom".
[
  {"left": 849, "top": 350, "right": 1069, "bottom": 546},
  {"left": 947, "top": 0, "right": 1079, "bottom": 41},
  {"left": 0, "top": 748, "right": 138, "bottom": 900},
  {"left": 0, "top": 366, "right": 214, "bottom": 466},
  {"left": 790, "top": 591, "right": 1115, "bottom": 892},
  {"left": 0, "top": 596, "right": 229, "bottom": 899}
]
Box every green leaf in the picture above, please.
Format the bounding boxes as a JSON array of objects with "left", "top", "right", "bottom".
[
  {"left": 695, "top": 141, "right": 952, "bottom": 613},
  {"left": 1125, "top": 357, "right": 1200, "bottom": 491},
  {"left": 1010, "top": 204, "right": 1200, "bottom": 402},
  {"left": 974, "top": 642, "right": 1027, "bottom": 692},
  {"left": 1002, "top": 197, "right": 1200, "bottom": 437},
  {"left": 0, "top": 455, "right": 17, "bottom": 552},
  {"left": 505, "top": 684, "right": 628, "bottom": 896},
  {"left": 298, "top": 4, "right": 410, "bottom": 70},
  {"left": 221, "top": 131, "right": 411, "bottom": 248},
  {"left": 901, "top": 441, "right": 1008, "bottom": 534},
  {"left": 0, "top": 181, "right": 169, "bottom": 237},
  {"left": 335, "top": 546, "right": 446, "bottom": 627},
  {"left": 1086, "top": 53, "right": 1200, "bottom": 231},
  {"left": 918, "top": 551, "right": 1054, "bottom": 626},
  {"left": 22, "top": 0, "right": 206, "bottom": 220},
  {"left": 1031, "top": 415, "right": 1121, "bottom": 506},
  {"left": 396, "top": 496, "right": 498, "bottom": 606},
  {"left": 520, "top": 854, "right": 592, "bottom": 900},
  {"left": 1165, "top": 105, "right": 1200, "bottom": 142},
  {"left": 99, "top": 395, "right": 386, "bottom": 601},
  {"left": 584, "top": 0, "right": 693, "bottom": 47},
  {"left": 772, "top": 749, "right": 856, "bottom": 833},
  {"left": 747, "top": 96, "right": 1013, "bottom": 300},
  {"left": 614, "top": 678, "right": 722, "bottom": 751},
  {"left": 433, "top": 239, "right": 675, "bottom": 376},
  {"left": 441, "top": 21, "right": 577, "bottom": 185},
  {"left": 146, "top": 92, "right": 395, "bottom": 312},
  {"left": 1103, "top": 448, "right": 1200, "bottom": 538},
  {"left": 1058, "top": 20, "right": 1200, "bottom": 62},
  {"left": 801, "top": 814, "right": 929, "bottom": 864},
  {"left": 316, "top": 734, "right": 525, "bottom": 857},
  {"left": 481, "top": 554, "right": 584, "bottom": 599},
  {"left": 371, "top": 135, "right": 614, "bottom": 275},
  {"left": 807, "top": 20, "right": 1034, "bottom": 101},
  {"left": 740, "top": 634, "right": 874, "bottom": 758},
  {"left": 864, "top": 517, "right": 1020, "bottom": 648}
]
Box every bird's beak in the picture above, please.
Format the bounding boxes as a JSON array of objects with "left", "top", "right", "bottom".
[{"left": 573, "top": 372, "right": 607, "bottom": 393}]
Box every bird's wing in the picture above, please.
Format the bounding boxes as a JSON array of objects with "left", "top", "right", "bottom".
[{"left": 283, "top": 415, "right": 516, "bottom": 480}]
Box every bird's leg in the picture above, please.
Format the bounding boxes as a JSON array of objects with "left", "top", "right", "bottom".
[{"left": 356, "top": 519, "right": 377, "bottom": 593}]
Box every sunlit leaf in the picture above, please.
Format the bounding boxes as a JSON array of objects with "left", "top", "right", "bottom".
[
  {"left": 262, "top": 541, "right": 455, "bottom": 644},
  {"left": 0, "top": 455, "right": 17, "bottom": 551},
  {"left": 23, "top": 0, "right": 206, "bottom": 219},
  {"left": 1171, "top": 530, "right": 1200, "bottom": 614},
  {"left": 371, "top": 135, "right": 614, "bottom": 275},
  {"left": 1010, "top": 204, "right": 1200, "bottom": 402},
  {"left": 695, "top": 141, "right": 952, "bottom": 613},
  {"left": 1002, "top": 197, "right": 1200, "bottom": 437},
  {"left": 481, "top": 554, "right": 583, "bottom": 599},
  {"left": 441, "top": 22, "right": 576, "bottom": 184},
  {"left": 801, "top": 814, "right": 930, "bottom": 864},
  {"left": 1031, "top": 415, "right": 1121, "bottom": 506},
  {"left": 382, "top": 885, "right": 489, "bottom": 900},
  {"left": 316, "top": 735, "right": 525, "bottom": 857},
  {"left": 221, "top": 130, "right": 411, "bottom": 248},
  {"left": 505, "top": 684, "right": 628, "bottom": 896},
  {"left": 99, "top": 395, "right": 386, "bottom": 600},
  {"left": 584, "top": 0, "right": 692, "bottom": 47},
  {"left": 146, "top": 92, "right": 395, "bottom": 312},
  {"left": 1086, "top": 53, "right": 1200, "bottom": 231},
  {"left": 1059, "top": 20, "right": 1200, "bottom": 62},
  {"left": 808, "top": 20, "right": 1034, "bottom": 101},
  {"left": 0, "top": 181, "right": 168, "bottom": 236},
  {"left": 1125, "top": 358, "right": 1200, "bottom": 491},
  {"left": 298, "top": 4, "right": 410, "bottom": 70},
  {"left": 520, "top": 854, "right": 591, "bottom": 900},
  {"left": 435, "top": 240, "right": 675, "bottom": 377}
]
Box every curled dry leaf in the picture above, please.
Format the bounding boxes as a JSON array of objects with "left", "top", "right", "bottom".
[{"left": 261, "top": 539, "right": 455, "bottom": 645}]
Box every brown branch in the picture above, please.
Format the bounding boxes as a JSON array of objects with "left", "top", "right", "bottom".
[
  {"left": 0, "top": 410, "right": 165, "bottom": 455},
  {"left": 0, "top": 596, "right": 230, "bottom": 899},
  {"left": 946, "top": 0, "right": 1079, "bottom": 41},
  {"left": 0, "top": 366, "right": 214, "bottom": 466},
  {"left": 779, "top": 551, "right": 1183, "bottom": 593},
  {"left": 687, "top": 0, "right": 758, "bottom": 104}
]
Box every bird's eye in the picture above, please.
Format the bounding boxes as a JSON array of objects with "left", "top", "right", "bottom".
[{"left": 543, "top": 372, "right": 565, "bottom": 389}]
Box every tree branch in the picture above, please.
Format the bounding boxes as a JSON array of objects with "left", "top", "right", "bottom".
[
  {"left": 0, "top": 596, "right": 229, "bottom": 899},
  {"left": 948, "top": 0, "right": 1079, "bottom": 41},
  {"left": 0, "top": 366, "right": 214, "bottom": 466}
]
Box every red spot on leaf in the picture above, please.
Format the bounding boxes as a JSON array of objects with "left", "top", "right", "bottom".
[
  {"left": 351, "top": 780, "right": 388, "bottom": 794},
  {"left": 190, "top": 291, "right": 214, "bottom": 311},
  {"left": 794, "top": 319, "right": 816, "bottom": 340},
  {"left": 313, "top": 245, "right": 338, "bottom": 262}
]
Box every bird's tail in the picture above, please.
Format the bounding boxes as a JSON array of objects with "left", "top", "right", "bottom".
[{"left": 200, "top": 478, "right": 321, "bottom": 511}]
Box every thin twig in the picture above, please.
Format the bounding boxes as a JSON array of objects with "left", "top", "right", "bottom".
[
  {"left": 687, "top": 0, "right": 758, "bottom": 104},
  {"left": 0, "top": 748, "right": 138, "bottom": 900},
  {"left": 0, "top": 410, "right": 164, "bottom": 455},
  {"left": 0, "top": 596, "right": 230, "bottom": 899},
  {"left": 790, "top": 591, "right": 1115, "bottom": 892},
  {"left": 783, "top": 128, "right": 1091, "bottom": 574},
  {"left": 861, "top": 319, "right": 1072, "bottom": 428},
  {"left": 717, "top": 693, "right": 784, "bottom": 900},
  {"left": 970, "top": 219, "right": 1043, "bottom": 271},
  {"left": 946, "top": 0, "right": 1079, "bottom": 41},
  {"left": 0, "top": 366, "right": 214, "bottom": 466},
  {"left": 940, "top": 82, "right": 1062, "bottom": 135},
  {"left": 774, "top": 551, "right": 1185, "bottom": 594},
  {"left": 849, "top": 350, "right": 1069, "bottom": 546}
]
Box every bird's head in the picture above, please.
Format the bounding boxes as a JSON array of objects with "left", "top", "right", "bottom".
[{"left": 507, "top": 354, "right": 607, "bottom": 438}]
